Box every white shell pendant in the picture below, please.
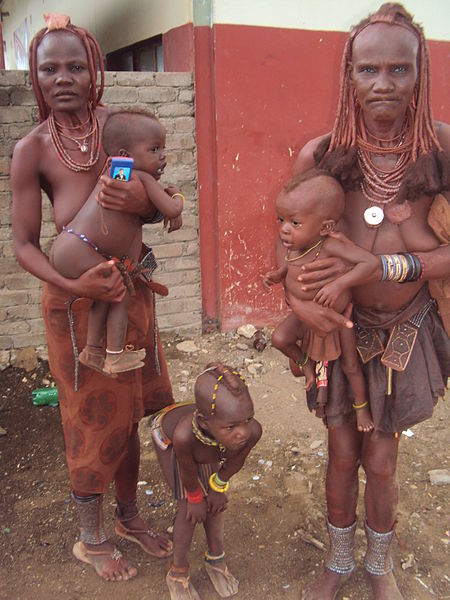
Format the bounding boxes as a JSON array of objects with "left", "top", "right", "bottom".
[
  {"left": 80, "top": 143, "right": 88, "bottom": 153},
  {"left": 363, "top": 206, "right": 384, "bottom": 228}
]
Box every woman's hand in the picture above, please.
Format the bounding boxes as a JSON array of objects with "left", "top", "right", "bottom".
[
  {"left": 287, "top": 294, "right": 353, "bottom": 337},
  {"left": 98, "top": 172, "right": 148, "bottom": 216},
  {"left": 66, "top": 261, "right": 126, "bottom": 302},
  {"left": 186, "top": 499, "right": 207, "bottom": 524},
  {"left": 297, "top": 256, "right": 350, "bottom": 292}
]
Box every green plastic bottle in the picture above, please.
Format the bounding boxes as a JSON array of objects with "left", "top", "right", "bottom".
[{"left": 32, "top": 387, "right": 59, "bottom": 407}]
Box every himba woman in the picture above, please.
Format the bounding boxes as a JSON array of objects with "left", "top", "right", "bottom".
[
  {"left": 11, "top": 14, "right": 175, "bottom": 581},
  {"left": 287, "top": 3, "right": 450, "bottom": 599}
]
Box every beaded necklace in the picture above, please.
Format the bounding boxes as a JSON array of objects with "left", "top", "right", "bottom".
[
  {"left": 356, "top": 110, "right": 414, "bottom": 207},
  {"left": 285, "top": 239, "right": 323, "bottom": 263},
  {"left": 48, "top": 106, "right": 100, "bottom": 172},
  {"left": 192, "top": 411, "right": 225, "bottom": 454}
]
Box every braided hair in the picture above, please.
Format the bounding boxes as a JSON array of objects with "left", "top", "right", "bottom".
[
  {"left": 314, "top": 3, "right": 450, "bottom": 201},
  {"left": 29, "top": 16, "right": 104, "bottom": 123}
]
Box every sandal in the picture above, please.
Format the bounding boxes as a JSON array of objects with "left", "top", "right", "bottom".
[
  {"left": 79, "top": 346, "right": 117, "bottom": 378},
  {"left": 72, "top": 540, "right": 137, "bottom": 580},
  {"left": 204, "top": 560, "right": 239, "bottom": 598},
  {"left": 166, "top": 563, "right": 201, "bottom": 600},
  {"left": 114, "top": 518, "right": 173, "bottom": 558}
]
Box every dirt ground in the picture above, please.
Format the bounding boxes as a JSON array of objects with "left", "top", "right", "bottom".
[{"left": 0, "top": 329, "right": 449, "bottom": 600}]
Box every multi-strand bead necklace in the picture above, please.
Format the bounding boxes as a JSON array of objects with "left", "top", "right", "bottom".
[
  {"left": 48, "top": 106, "right": 100, "bottom": 172},
  {"left": 356, "top": 111, "right": 414, "bottom": 226}
]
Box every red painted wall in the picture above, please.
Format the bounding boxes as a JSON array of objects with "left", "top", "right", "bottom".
[
  {"left": 163, "top": 23, "right": 194, "bottom": 71},
  {"left": 164, "top": 22, "right": 450, "bottom": 330},
  {"left": 207, "top": 24, "right": 450, "bottom": 329}
]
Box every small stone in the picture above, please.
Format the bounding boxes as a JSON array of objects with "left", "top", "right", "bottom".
[
  {"left": 401, "top": 553, "right": 415, "bottom": 570},
  {"left": 137, "top": 481, "right": 148, "bottom": 486},
  {"left": 291, "top": 447, "right": 300, "bottom": 455},
  {"left": 42, "top": 378, "right": 50, "bottom": 386},
  {"left": 266, "top": 460, "right": 273, "bottom": 468},
  {"left": 236, "top": 343, "right": 248, "bottom": 351},
  {"left": 258, "top": 459, "right": 265, "bottom": 465},
  {"left": 247, "top": 363, "right": 263, "bottom": 376},
  {"left": 237, "top": 324, "right": 257, "bottom": 339},
  {"left": 145, "top": 489, "right": 153, "bottom": 496},
  {"left": 178, "top": 386, "right": 187, "bottom": 392},
  {"left": 22, "top": 377, "right": 28, "bottom": 383},
  {"left": 176, "top": 340, "right": 199, "bottom": 353},
  {"left": 0, "top": 426, "right": 7, "bottom": 436},
  {"left": 167, "top": 525, "right": 174, "bottom": 534},
  {"left": 252, "top": 475, "right": 260, "bottom": 481},
  {"left": 310, "top": 440, "right": 323, "bottom": 450},
  {"left": 428, "top": 469, "right": 450, "bottom": 485}
]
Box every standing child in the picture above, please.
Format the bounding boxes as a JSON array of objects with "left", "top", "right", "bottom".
[
  {"left": 264, "top": 168, "right": 378, "bottom": 432},
  {"left": 50, "top": 110, "right": 184, "bottom": 375},
  {"left": 151, "top": 363, "right": 262, "bottom": 600}
]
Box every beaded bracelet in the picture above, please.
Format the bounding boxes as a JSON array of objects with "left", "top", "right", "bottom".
[
  {"left": 172, "top": 192, "right": 185, "bottom": 204},
  {"left": 380, "top": 253, "right": 423, "bottom": 283},
  {"left": 186, "top": 487, "right": 203, "bottom": 504},
  {"left": 209, "top": 472, "right": 230, "bottom": 493}
]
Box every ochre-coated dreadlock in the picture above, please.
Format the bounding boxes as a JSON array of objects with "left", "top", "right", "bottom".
[
  {"left": 315, "top": 3, "right": 450, "bottom": 202},
  {"left": 29, "top": 16, "right": 104, "bottom": 123}
]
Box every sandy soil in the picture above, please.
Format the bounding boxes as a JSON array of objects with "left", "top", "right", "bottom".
[{"left": 0, "top": 329, "right": 448, "bottom": 600}]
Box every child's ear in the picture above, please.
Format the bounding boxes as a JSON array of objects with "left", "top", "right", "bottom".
[
  {"left": 118, "top": 148, "right": 130, "bottom": 157},
  {"left": 196, "top": 412, "right": 211, "bottom": 431},
  {"left": 320, "top": 219, "right": 336, "bottom": 236}
]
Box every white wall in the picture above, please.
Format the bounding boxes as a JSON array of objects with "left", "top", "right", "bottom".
[
  {"left": 213, "top": 0, "right": 450, "bottom": 41},
  {"left": 2, "top": 0, "right": 192, "bottom": 68}
]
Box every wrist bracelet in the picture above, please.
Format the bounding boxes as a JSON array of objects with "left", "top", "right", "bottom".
[
  {"left": 171, "top": 192, "right": 185, "bottom": 204},
  {"left": 209, "top": 472, "right": 229, "bottom": 493},
  {"left": 186, "top": 487, "right": 203, "bottom": 504}
]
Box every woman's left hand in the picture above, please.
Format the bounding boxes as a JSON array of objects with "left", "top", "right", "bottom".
[{"left": 98, "top": 171, "right": 148, "bottom": 216}]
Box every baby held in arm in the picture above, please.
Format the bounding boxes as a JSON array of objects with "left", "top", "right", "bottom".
[
  {"left": 50, "top": 110, "right": 184, "bottom": 376},
  {"left": 264, "top": 168, "right": 379, "bottom": 432}
]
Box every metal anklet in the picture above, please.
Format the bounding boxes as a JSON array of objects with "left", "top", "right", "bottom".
[
  {"left": 72, "top": 492, "right": 108, "bottom": 545},
  {"left": 364, "top": 521, "right": 394, "bottom": 576},
  {"left": 325, "top": 519, "right": 357, "bottom": 574}
]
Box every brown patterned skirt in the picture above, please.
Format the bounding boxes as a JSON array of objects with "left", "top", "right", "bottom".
[
  {"left": 306, "top": 290, "right": 449, "bottom": 434},
  {"left": 41, "top": 278, "right": 173, "bottom": 494}
]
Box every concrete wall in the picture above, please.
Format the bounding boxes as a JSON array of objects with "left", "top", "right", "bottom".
[{"left": 0, "top": 70, "right": 201, "bottom": 369}]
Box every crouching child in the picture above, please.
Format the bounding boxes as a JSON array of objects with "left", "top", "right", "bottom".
[{"left": 151, "top": 363, "right": 262, "bottom": 599}]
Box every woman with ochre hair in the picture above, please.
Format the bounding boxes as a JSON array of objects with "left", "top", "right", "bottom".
[{"left": 11, "top": 14, "right": 175, "bottom": 581}]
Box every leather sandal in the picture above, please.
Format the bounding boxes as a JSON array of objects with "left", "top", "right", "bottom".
[
  {"left": 114, "top": 518, "right": 172, "bottom": 557},
  {"left": 166, "top": 563, "right": 201, "bottom": 600}
]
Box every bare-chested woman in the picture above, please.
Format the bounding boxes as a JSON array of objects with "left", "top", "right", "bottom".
[
  {"left": 286, "top": 4, "right": 449, "bottom": 599},
  {"left": 11, "top": 14, "right": 175, "bottom": 582}
]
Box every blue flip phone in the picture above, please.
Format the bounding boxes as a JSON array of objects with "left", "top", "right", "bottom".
[{"left": 110, "top": 157, "right": 134, "bottom": 181}]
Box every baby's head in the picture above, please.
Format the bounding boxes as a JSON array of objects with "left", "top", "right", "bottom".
[
  {"left": 276, "top": 168, "right": 345, "bottom": 252},
  {"left": 194, "top": 363, "right": 255, "bottom": 451},
  {"left": 102, "top": 110, "right": 166, "bottom": 180}
]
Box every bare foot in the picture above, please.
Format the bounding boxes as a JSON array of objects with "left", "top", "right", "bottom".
[
  {"left": 205, "top": 559, "right": 239, "bottom": 597},
  {"left": 72, "top": 540, "right": 137, "bottom": 581},
  {"left": 356, "top": 406, "right": 374, "bottom": 433},
  {"left": 115, "top": 514, "right": 172, "bottom": 557},
  {"left": 288, "top": 358, "right": 315, "bottom": 391},
  {"left": 166, "top": 565, "right": 202, "bottom": 600},
  {"left": 301, "top": 568, "right": 352, "bottom": 600},
  {"left": 368, "top": 571, "right": 403, "bottom": 599}
]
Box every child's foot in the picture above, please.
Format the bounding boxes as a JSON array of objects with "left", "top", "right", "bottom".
[
  {"left": 72, "top": 540, "right": 137, "bottom": 581},
  {"left": 303, "top": 360, "right": 315, "bottom": 391},
  {"left": 79, "top": 345, "right": 115, "bottom": 376},
  {"left": 356, "top": 405, "right": 374, "bottom": 433},
  {"left": 166, "top": 564, "right": 201, "bottom": 600},
  {"left": 103, "top": 347, "right": 146, "bottom": 374},
  {"left": 205, "top": 558, "right": 239, "bottom": 597}
]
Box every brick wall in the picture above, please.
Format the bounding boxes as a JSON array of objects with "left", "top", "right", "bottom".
[{"left": 0, "top": 70, "right": 201, "bottom": 369}]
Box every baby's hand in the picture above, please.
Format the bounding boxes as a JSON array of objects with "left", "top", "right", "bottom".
[
  {"left": 262, "top": 269, "right": 282, "bottom": 292},
  {"left": 314, "top": 282, "right": 343, "bottom": 308},
  {"left": 164, "top": 184, "right": 181, "bottom": 197},
  {"left": 164, "top": 214, "right": 183, "bottom": 232}
]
